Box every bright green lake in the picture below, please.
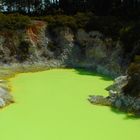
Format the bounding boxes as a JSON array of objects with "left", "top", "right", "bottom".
[{"left": 0, "top": 69, "right": 139, "bottom": 140}]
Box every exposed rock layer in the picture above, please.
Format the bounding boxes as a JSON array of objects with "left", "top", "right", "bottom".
[{"left": 0, "top": 22, "right": 128, "bottom": 77}]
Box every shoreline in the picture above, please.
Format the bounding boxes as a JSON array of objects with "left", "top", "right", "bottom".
[
  {"left": 0, "top": 60, "right": 64, "bottom": 108},
  {"left": 0, "top": 60, "right": 114, "bottom": 108},
  {"left": 1, "top": 61, "right": 139, "bottom": 117}
]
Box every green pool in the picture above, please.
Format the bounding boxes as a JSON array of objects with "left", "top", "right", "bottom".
[{"left": 0, "top": 69, "right": 139, "bottom": 140}]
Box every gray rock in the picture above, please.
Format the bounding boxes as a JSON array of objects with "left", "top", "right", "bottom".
[
  {"left": 0, "top": 87, "right": 8, "bottom": 97},
  {"left": 106, "top": 75, "right": 128, "bottom": 93},
  {"left": 0, "top": 98, "right": 5, "bottom": 107},
  {"left": 114, "top": 99, "right": 122, "bottom": 108},
  {"left": 109, "top": 90, "right": 117, "bottom": 97},
  {"left": 88, "top": 95, "right": 111, "bottom": 106},
  {"left": 0, "top": 87, "right": 14, "bottom": 105}
]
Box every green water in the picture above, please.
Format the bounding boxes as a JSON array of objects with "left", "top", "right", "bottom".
[{"left": 0, "top": 69, "right": 139, "bottom": 140}]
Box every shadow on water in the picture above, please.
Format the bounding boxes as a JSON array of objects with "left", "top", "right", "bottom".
[
  {"left": 74, "top": 68, "right": 140, "bottom": 120},
  {"left": 111, "top": 107, "right": 140, "bottom": 120},
  {"left": 74, "top": 68, "right": 113, "bottom": 81},
  {"left": 111, "top": 107, "right": 127, "bottom": 115},
  {"left": 124, "top": 115, "right": 140, "bottom": 120}
]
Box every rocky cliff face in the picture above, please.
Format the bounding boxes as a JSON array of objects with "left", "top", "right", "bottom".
[
  {"left": 0, "top": 21, "right": 51, "bottom": 64},
  {"left": 46, "top": 27, "right": 128, "bottom": 77},
  {"left": 0, "top": 21, "right": 135, "bottom": 77}
]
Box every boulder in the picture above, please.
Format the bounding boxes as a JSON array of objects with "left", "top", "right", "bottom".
[
  {"left": 88, "top": 95, "right": 111, "bottom": 106},
  {"left": 0, "top": 87, "right": 14, "bottom": 105},
  {"left": 0, "top": 87, "right": 8, "bottom": 97},
  {"left": 106, "top": 75, "right": 128, "bottom": 93},
  {"left": 114, "top": 99, "right": 122, "bottom": 109},
  {"left": 109, "top": 90, "right": 117, "bottom": 97},
  {"left": 0, "top": 98, "right": 5, "bottom": 107}
]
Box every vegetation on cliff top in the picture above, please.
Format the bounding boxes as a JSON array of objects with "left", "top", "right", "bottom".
[
  {"left": 40, "top": 13, "right": 140, "bottom": 57},
  {"left": 123, "top": 63, "right": 140, "bottom": 97},
  {"left": 0, "top": 13, "right": 31, "bottom": 30}
]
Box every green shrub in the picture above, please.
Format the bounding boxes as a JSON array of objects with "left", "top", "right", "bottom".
[
  {"left": 0, "top": 13, "right": 31, "bottom": 30},
  {"left": 42, "top": 13, "right": 123, "bottom": 40},
  {"left": 123, "top": 63, "right": 140, "bottom": 97},
  {"left": 42, "top": 15, "right": 77, "bottom": 31},
  {"left": 134, "top": 55, "right": 140, "bottom": 63},
  {"left": 74, "top": 12, "right": 93, "bottom": 29},
  {"left": 41, "top": 13, "right": 93, "bottom": 32},
  {"left": 86, "top": 16, "right": 123, "bottom": 39},
  {"left": 120, "top": 22, "right": 140, "bottom": 53}
]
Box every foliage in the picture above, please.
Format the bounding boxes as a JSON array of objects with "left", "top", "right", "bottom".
[
  {"left": 134, "top": 55, "right": 140, "bottom": 63},
  {"left": 123, "top": 63, "right": 140, "bottom": 97},
  {"left": 120, "top": 22, "right": 140, "bottom": 53},
  {"left": 44, "top": 15, "right": 77, "bottom": 31},
  {"left": 41, "top": 13, "right": 123, "bottom": 39},
  {"left": 0, "top": 13, "right": 31, "bottom": 30},
  {"left": 86, "top": 16, "right": 123, "bottom": 39},
  {"left": 74, "top": 12, "right": 93, "bottom": 29},
  {"left": 1, "top": 0, "right": 140, "bottom": 16}
]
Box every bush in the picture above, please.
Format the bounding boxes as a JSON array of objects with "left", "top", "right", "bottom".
[
  {"left": 42, "top": 15, "right": 77, "bottom": 31},
  {"left": 120, "top": 22, "right": 140, "bottom": 53},
  {"left": 74, "top": 12, "right": 93, "bottom": 29},
  {"left": 134, "top": 55, "right": 140, "bottom": 63},
  {"left": 86, "top": 16, "right": 123, "bottom": 39},
  {"left": 41, "top": 13, "right": 93, "bottom": 32},
  {"left": 41, "top": 13, "right": 123, "bottom": 40},
  {"left": 0, "top": 13, "right": 31, "bottom": 30},
  {"left": 123, "top": 63, "right": 140, "bottom": 97}
]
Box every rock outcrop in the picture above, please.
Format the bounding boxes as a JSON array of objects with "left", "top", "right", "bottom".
[
  {"left": 0, "top": 22, "right": 131, "bottom": 78},
  {"left": 0, "top": 80, "right": 14, "bottom": 107},
  {"left": 47, "top": 28, "right": 126, "bottom": 78},
  {"left": 0, "top": 21, "right": 52, "bottom": 64},
  {"left": 89, "top": 75, "right": 140, "bottom": 115}
]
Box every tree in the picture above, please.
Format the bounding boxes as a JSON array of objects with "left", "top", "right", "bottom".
[{"left": 0, "top": 0, "right": 140, "bottom": 16}]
